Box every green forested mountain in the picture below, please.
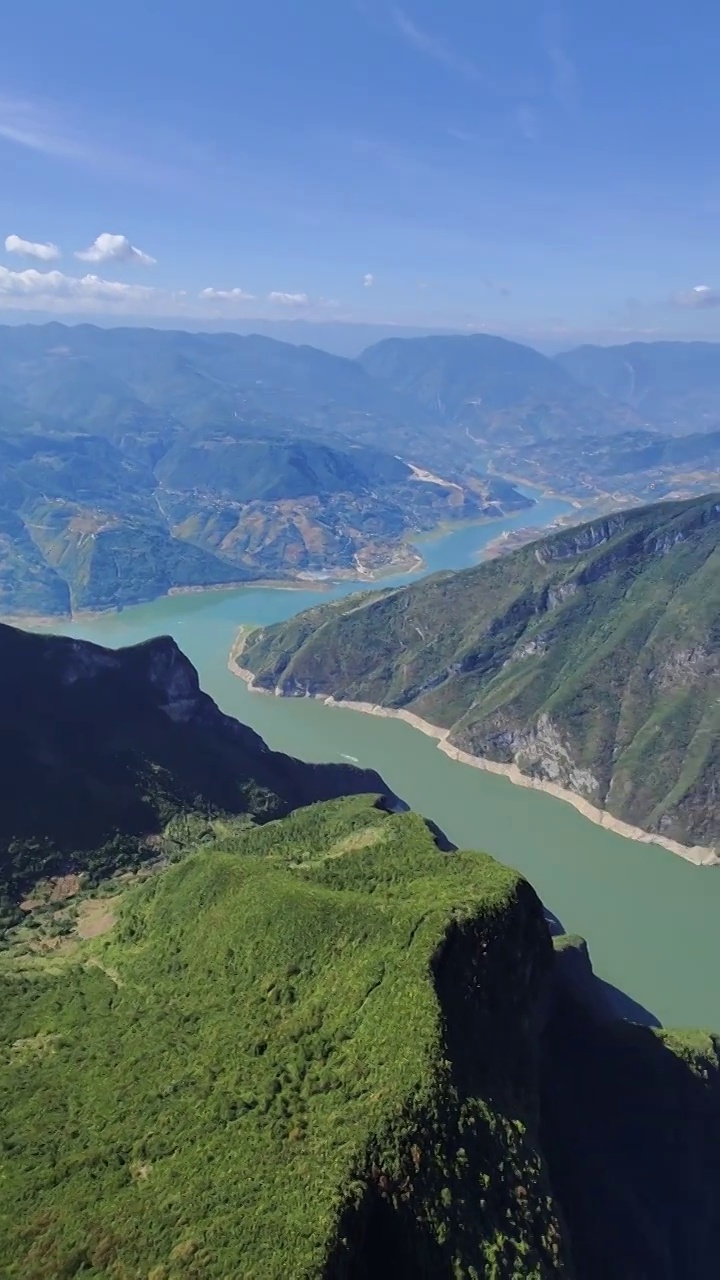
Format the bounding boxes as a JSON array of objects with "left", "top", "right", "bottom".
[
  {"left": 3, "top": 793, "right": 720, "bottom": 1278},
  {"left": 240, "top": 493, "right": 720, "bottom": 855},
  {"left": 1, "top": 624, "right": 720, "bottom": 1277},
  {"left": 0, "top": 623, "right": 388, "bottom": 899}
]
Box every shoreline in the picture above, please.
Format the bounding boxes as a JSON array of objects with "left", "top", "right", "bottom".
[
  {"left": 228, "top": 627, "right": 719, "bottom": 869},
  {"left": 0, "top": 552, "right": 427, "bottom": 632},
  {"left": 0, "top": 490, "right": 584, "bottom": 630}
]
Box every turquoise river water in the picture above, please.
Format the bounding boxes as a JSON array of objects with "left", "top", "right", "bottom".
[{"left": 41, "top": 489, "right": 720, "bottom": 1030}]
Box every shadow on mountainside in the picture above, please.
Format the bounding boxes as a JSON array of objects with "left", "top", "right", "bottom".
[{"left": 541, "top": 991, "right": 720, "bottom": 1280}]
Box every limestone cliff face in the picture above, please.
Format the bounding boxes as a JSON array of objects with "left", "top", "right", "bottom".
[
  {"left": 240, "top": 493, "right": 720, "bottom": 852},
  {"left": 454, "top": 713, "right": 601, "bottom": 800}
]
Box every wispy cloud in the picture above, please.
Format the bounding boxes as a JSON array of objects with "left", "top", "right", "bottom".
[
  {"left": 268, "top": 291, "right": 310, "bottom": 307},
  {"left": 0, "top": 94, "right": 88, "bottom": 160},
  {"left": 363, "top": 272, "right": 375, "bottom": 288},
  {"left": 200, "top": 286, "right": 255, "bottom": 301},
  {"left": 75, "top": 233, "right": 156, "bottom": 266},
  {"left": 391, "top": 7, "right": 480, "bottom": 81},
  {"left": 672, "top": 284, "right": 720, "bottom": 309},
  {"left": 5, "top": 234, "right": 60, "bottom": 262},
  {"left": 542, "top": 11, "right": 578, "bottom": 110},
  {"left": 0, "top": 92, "right": 200, "bottom": 192}
]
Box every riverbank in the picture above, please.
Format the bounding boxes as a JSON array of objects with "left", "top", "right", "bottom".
[{"left": 229, "top": 627, "right": 719, "bottom": 869}]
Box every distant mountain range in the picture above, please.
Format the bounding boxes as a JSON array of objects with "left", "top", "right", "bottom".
[
  {"left": 239, "top": 492, "right": 720, "bottom": 860},
  {"left": 0, "top": 324, "right": 529, "bottom": 615},
  {"left": 3, "top": 323, "right": 720, "bottom": 616},
  {"left": 556, "top": 341, "right": 720, "bottom": 434}
]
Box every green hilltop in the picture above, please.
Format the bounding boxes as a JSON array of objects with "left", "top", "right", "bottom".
[
  {"left": 239, "top": 492, "right": 720, "bottom": 855},
  {"left": 0, "top": 798, "right": 567, "bottom": 1278},
  {"left": 3, "top": 796, "right": 720, "bottom": 1278},
  {"left": 2, "top": 627, "right": 720, "bottom": 1276}
]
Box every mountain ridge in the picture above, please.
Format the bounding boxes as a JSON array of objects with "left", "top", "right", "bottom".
[
  {"left": 238, "top": 492, "right": 720, "bottom": 860},
  {"left": 0, "top": 622, "right": 394, "bottom": 900}
]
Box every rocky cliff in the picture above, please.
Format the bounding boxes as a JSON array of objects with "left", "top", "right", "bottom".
[
  {"left": 238, "top": 493, "right": 720, "bottom": 857},
  {"left": 0, "top": 623, "right": 393, "bottom": 898}
]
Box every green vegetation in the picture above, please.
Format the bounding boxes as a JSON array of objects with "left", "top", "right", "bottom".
[
  {"left": 241, "top": 493, "right": 720, "bottom": 851},
  {"left": 0, "top": 796, "right": 570, "bottom": 1279},
  {"left": 0, "top": 623, "right": 389, "bottom": 900},
  {"left": 2, "top": 615, "right": 720, "bottom": 1277},
  {"left": 3, "top": 796, "right": 720, "bottom": 1278}
]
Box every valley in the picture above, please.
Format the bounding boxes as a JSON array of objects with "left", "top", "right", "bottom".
[
  {"left": 4, "top": 323, "right": 720, "bottom": 621},
  {"left": 36, "top": 491, "right": 720, "bottom": 1033}
]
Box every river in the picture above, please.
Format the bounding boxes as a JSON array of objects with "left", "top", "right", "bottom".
[{"left": 40, "top": 489, "right": 720, "bottom": 1031}]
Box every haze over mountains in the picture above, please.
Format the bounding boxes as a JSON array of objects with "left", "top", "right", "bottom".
[{"left": 2, "top": 322, "right": 720, "bottom": 617}]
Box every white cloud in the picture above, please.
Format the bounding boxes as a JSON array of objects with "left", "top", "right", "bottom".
[
  {"left": 363, "top": 273, "right": 375, "bottom": 288},
  {"left": 0, "top": 264, "right": 157, "bottom": 310},
  {"left": 268, "top": 291, "right": 310, "bottom": 306},
  {"left": 75, "top": 232, "right": 156, "bottom": 266},
  {"left": 5, "top": 234, "right": 60, "bottom": 262},
  {"left": 673, "top": 284, "right": 720, "bottom": 309},
  {"left": 199, "top": 286, "right": 255, "bottom": 301}
]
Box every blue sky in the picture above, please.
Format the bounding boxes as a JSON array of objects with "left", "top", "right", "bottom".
[{"left": 2, "top": 0, "right": 720, "bottom": 343}]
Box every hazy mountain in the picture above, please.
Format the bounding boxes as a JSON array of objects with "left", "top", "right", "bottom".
[
  {"left": 556, "top": 341, "right": 720, "bottom": 434},
  {"left": 359, "top": 334, "right": 720, "bottom": 497},
  {"left": 359, "top": 332, "right": 641, "bottom": 441},
  {"left": 4, "top": 324, "right": 720, "bottom": 620},
  {"left": 240, "top": 492, "right": 720, "bottom": 856},
  {"left": 0, "top": 324, "right": 533, "bottom": 615}
]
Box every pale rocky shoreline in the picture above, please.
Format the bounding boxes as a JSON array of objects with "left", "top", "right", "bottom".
[{"left": 229, "top": 626, "right": 719, "bottom": 870}]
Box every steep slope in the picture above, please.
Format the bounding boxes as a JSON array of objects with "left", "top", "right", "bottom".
[
  {"left": 0, "top": 624, "right": 390, "bottom": 899},
  {"left": 239, "top": 493, "right": 720, "bottom": 857},
  {"left": 0, "top": 797, "right": 570, "bottom": 1278},
  {"left": 556, "top": 340, "right": 720, "bottom": 433},
  {"left": 542, "top": 935, "right": 720, "bottom": 1280},
  {"left": 2, "top": 797, "right": 719, "bottom": 1278}
]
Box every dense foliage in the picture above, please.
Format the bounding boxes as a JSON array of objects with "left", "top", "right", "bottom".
[
  {"left": 241, "top": 493, "right": 720, "bottom": 851},
  {"left": 0, "top": 796, "right": 571, "bottom": 1279}
]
